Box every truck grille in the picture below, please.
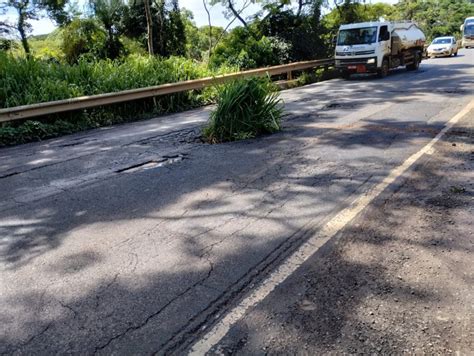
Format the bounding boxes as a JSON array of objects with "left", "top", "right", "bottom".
[
  {"left": 336, "top": 50, "right": 375, "bottom": 56},
  {"left": 337, "top": 58, "right": 371, "bottom": 64}
]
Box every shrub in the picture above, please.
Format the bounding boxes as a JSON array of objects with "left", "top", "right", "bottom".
[
  {"left": 210, "top": 27, "right": 291, "bottom": 69},
  {"left": 203, "top": 77, "right": 282, "bottom": 143},
  {"left": 0, "top": 53, "right": 237, "bottom": 146},
  {"left": 61, "top": 19, "right": 108, "bottom": 64}
]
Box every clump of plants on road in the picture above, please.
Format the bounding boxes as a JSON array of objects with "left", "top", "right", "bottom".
[{"left": 203, "top": 77, "right": 282, "bottom": 143}]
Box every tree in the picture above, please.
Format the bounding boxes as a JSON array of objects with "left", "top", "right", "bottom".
[
  {"left": 182, "top": 9, "right": 224, "bottom": 60},
  {"left": 143, "top": 0, "right": 154, "bottom": 54},
  {"left": 90, "top": 0, "right": 125, "bottom": 59},
  {"left": 61, "top": 18, "right": 107, "bottom": 63},
  {"left": 5, "top": 0, "right": 69, "bottom": 55},
  {"left": 167, "top": 0, "right": 186, "bottom": 56},
  {"left": 121, "top": 0, "right": 186, "bottom": 57},
  {"left": 257, "top": 0, "right": 326, "bottom": 61},
  {"left": 394, "top": 0, "right": 474, "bottom": 40},
  {"left": 210, "top": 25, "right": 290, "bottom": 68}
]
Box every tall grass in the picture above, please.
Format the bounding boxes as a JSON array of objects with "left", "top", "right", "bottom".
[
  {"left": 203, "top": 77, "right": 283, "bottom": 143},
  {"left": 0, "top": 53, "right": 235, "bottom": 146},
  {"left": 0, "top": 53, "right": 230, "bottom": 107}
]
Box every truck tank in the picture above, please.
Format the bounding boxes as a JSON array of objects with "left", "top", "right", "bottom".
[{"left": 391, "top": 22, "right": 426, "bottom": 53}]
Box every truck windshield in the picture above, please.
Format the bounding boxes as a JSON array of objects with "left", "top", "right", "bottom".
[
  {"left": 464, "top": 24, "right": 474, "bottom": 36},
  {"left": 337, "top": 27, "right": 378, "bottom": 45}
]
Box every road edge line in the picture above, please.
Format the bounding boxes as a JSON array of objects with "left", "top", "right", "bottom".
[{"left": 188, "top": 98, "right": 474, "bottom": 355}]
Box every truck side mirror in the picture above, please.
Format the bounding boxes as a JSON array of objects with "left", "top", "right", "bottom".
[
  {"left": 332, "top": 35, "right": 337, "bottom": 45},
  {"left": 380, "top": 32, "right": 390, "bottom": 41}
]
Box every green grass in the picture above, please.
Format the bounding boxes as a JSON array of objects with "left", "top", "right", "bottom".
[
  {"left": 203, "top": 77, "right": 283, "bottom": 143},
  {"left": 0, "top": 53, "right": 235, "bottom": 146}
]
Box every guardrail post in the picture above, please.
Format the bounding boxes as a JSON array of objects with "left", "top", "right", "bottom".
[{"left": 287, "top": 71, "right": 293, "bottom": 80}]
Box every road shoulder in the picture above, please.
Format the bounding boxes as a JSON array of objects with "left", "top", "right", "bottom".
[{"left": 211, "top": 112, "right": 473, "bottom": 354}]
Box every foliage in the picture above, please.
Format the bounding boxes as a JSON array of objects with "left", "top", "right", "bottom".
[
  {"left": 184, "top": 22, "right": 223, "bottom": 61},
  {"left": 29, "top": 30, "right": 64, "bottom": 60},
  {"left": 297, "top": 67, "right": 339, "bottom": 86},
  {"left": 394, "top": 0, "right": 474, "bottom": 40},
  {"left": 203, "top": 77, "right": 282, "bottom": 143},
  {"left": 4, "top": 0, "right": 70, "bottom": 55},
  {"left": 258, "top": 0, "right": 328, "bottom": 60},
  {"left": 0, "top": 39, "right": 17, "bottom": 51},
  {"left": 0, "top": 52, "right": 235, "bottom": 145},
  {"left": 167, "top": 0, "right": 186, "bottom": 56},
  {"left": 61, "top": 18, "right": 108, "bottom": 63},
  {"left": 89, "top": 0, "right": 126, "bottom": 59},
  {"left": 210, "top": 26, "right": 290, "bottom": 69},
  {"left": 121, "top": 0, "right": 186, "bottom": 57}
]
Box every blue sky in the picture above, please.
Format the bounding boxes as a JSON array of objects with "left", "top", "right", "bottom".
[{"left": 2, "top": 0, "right": 398, "bottom": 36}]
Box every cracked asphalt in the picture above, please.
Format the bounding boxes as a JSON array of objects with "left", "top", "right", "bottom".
[{"left": 1, "top": 50, "right": 473, "bottom": 355}]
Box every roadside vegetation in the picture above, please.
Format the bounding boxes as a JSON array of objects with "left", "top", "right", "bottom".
[
  {"left": 203, "top": 77, "right": 282, "bottom": 143},
  {"left": 1, "top": 0, "right": 473, "bottom": 146}
]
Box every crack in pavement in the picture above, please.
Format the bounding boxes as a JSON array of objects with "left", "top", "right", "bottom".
[
  {"left": 58, "top": 300, "right": 79, "bottom": 319},
  {"left": 10, "top": 323, "right": 53, "bottom": 354},
  {"left": 157, "top": 171, "right": 377, "bottom": 354},
  {"left": 94, "top": 273, "right": 120, "bottom": 309},
  {"left": 91, "top": 261, "right": 215, "bottom": 354},
  {"left": 89, "top": 180, "right": 299, "bottom": 354}
]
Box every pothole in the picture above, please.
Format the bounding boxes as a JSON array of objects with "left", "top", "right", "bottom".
[
  {"left": 116, "top": 153, "right": 188, "bottom": 173},
  {"left": 434, "top": 89, "right": 468, "bottom": 95},
  {"left": 293, "top": 96, "right": 315, "bottom": 103},
  {"left": 56, "top": 138, "right": 97, "bottom": 148},
  {"left": 138, "top": 128, "right": 203, "bottom": 146},
  {"left": 323, "top": 102, "right": 359, "bottom": 110}
]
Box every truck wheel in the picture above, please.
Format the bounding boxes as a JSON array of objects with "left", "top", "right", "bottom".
[
  {"left": 377, "top": 59, "right": 389, "bottom": 78},
  {"left": 341, "top": 71, "right": 351, "bottom": 80},
  {"left": 407, "top": 53, "right": 420, "bottom": 71}
]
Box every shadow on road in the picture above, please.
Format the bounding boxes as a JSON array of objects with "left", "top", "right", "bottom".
[
  {"left": 0, "top": 57, "right": 472, "bottom": 353},
  {"left": 215, "top": 125, "right": 473, "bottom": 354}
]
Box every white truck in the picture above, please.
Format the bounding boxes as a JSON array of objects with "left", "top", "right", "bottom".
[
  {"left": 335, "top": 21, "right": 426, "bottom": 79},
  {"left": 461, "top": 17, "right": 474, "bottom": 48}
]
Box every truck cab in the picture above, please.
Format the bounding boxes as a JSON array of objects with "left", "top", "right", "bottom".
[
  {"left": 335, "top": 21, "right": 425, "bottom": 79},
  {"left": 461, "top": 17, "right": 474, "bottom": 48}
]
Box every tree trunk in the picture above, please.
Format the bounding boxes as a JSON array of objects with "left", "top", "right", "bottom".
[
  {"left": 144, "top": 0, "right": 154, "bottom": 55},
  {"left": 203, "top": 0, "right": 212, "bottom": 58},
  {"left": 17, "top": 5, "right": 30, "bottom": 55}
]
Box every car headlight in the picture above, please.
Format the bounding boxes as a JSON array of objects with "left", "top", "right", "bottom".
[{"left": 367, "top": 58, "right": 376, "bottom": 64}]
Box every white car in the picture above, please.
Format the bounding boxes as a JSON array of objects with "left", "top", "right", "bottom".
[{"left": 427, "top": 36, "right": 458, "bottom": 57}]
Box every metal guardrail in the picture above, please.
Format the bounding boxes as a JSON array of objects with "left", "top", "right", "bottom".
[{"left": 0, "top": 58, "right": 335, "bottom": 123}]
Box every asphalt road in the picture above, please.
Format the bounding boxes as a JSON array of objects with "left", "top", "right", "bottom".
[
  {"left": 209, "top": 107, "right": 474, "bottom": 355},
  {"left": 1, "top": 50, "right": 473, "bottom": 355}
]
